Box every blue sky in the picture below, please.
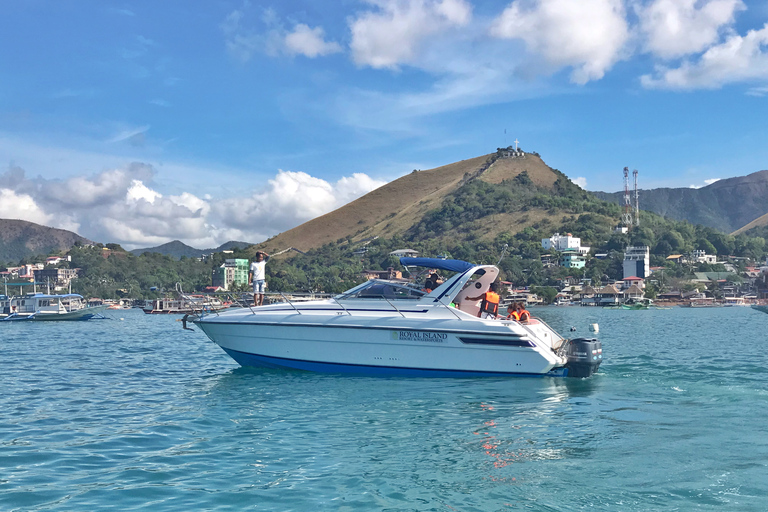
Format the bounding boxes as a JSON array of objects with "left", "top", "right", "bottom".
[{"left": 1, "top": 0, "right": 767, "bottom": 249}]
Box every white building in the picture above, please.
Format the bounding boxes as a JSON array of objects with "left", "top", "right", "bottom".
[
  {"left": 623, "top": 246, "right": 650, "bottom": 279},
  {"left": 542, "top": 233, "right": 590, "bottom": 255},
  {"left": 691, "top": 250, "right": 717, "bottom": 265}
]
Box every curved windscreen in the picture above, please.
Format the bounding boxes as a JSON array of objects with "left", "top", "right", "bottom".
[{"left": 338, "top": 280, "right": 426, "bottom": 300}]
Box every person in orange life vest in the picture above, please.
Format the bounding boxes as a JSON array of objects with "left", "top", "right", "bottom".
[
  {"left": 506, "top": 301, "right": 521, "bottom": 321},
  {"left": 516, "top": 302, "right": 531, "bottom": 322},
  {"left": 466, "top": 281, "right": 501, "bottom": 319}
]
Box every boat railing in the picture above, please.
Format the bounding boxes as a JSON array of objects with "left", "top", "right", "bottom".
[{"left": 513, "top": 315, "right": 565, "bottom": 350}]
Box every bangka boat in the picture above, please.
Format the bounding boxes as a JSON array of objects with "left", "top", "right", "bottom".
[
  {"left": 190, "top": 258, "right": 602, "bottom": 378},
  {"left": 0, "top": 293, "right": 106, "bottom": 321},
  {"left": 143, "top": 295, "right": 228, "bottom": 314}
]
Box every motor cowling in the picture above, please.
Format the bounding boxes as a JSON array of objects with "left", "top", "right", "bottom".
[{"left": 565, "top": 338, "right": 602, "bottom": 378}]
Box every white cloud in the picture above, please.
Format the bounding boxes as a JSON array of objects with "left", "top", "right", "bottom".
[
  {"left": 220, "top": 9, "right": 262, "bottom": 62},
  {"left": 285, "top": 24, "right": 342, "bottom": 58},
  {"left": 641, "top": 23, "right": 768, "bottom": 89},
  {"left": 572, "top": 177, "right": 587, "bottom": 189},
  {"left": 0, "top": 163, "right": 386, "bottom": 251},
  {"left": 349, "top": 0, "right": 472, "bottom": 69},
  {"left": 127, "top": 180, "right": 162, "bottom": 203},
  {"left": 638, "top": 0, "right": 745, "bottom": 59},
  {"left": 490, "top": 0, "right": 629, "bottom": 84},
  {"left": 746, "top": 86, "right": 768, "bottom": 96},
  {"left": 689, "top": 178, "right": 721, "bottom": 188},
  {"left": 213, "top": 170, "right": 386, "bottom": 236},
  {"left": 0, "top": 189, "right": 56, "bottom": 226}
]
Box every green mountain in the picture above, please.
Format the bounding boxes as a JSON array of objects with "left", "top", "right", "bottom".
[
  {"left": 0, "top": 219, "right": 92, "bottom": 263},
  {"left": 593, "top": 170, "right": 768, "bottom": 233},
  {"left": 130, "top": 240, "right": 254, "bottom": 259}
]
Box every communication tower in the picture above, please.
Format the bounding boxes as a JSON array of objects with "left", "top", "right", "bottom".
[
  {"left": 622, "top": 167, "right": 633, "bottom": 227},
  {"left": 633, "top": 169, "right": 640, "bottom": 226}
]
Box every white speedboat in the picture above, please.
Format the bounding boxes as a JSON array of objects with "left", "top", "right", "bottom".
[
  {"left": 0, "top": 293, "right": 106, "bottom": 321},
  {"left": 191, "top": 258, "right": 602, "bottom": 378}
]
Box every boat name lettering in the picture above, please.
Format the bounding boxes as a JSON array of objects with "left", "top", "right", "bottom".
[{"left": 392, "top": 331, "right": 447, "bottom": 342}]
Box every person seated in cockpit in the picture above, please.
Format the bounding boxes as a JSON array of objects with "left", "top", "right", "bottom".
[
  {"left": 423, "top": 272, "right": 442, "bottom": 292},
  {"left": 466, "top": 281, "right": 501, "bottom": 319}
]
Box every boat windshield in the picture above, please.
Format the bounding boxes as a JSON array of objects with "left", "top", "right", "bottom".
[{"left": 337, "top": 280, "right": 426, "bottom": 300}]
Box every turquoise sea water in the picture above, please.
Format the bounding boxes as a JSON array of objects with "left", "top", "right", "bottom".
[{"left": 2, "top": 306, "right": 767, "bottom": 511}]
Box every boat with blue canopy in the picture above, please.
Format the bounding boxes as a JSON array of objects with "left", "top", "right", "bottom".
[{"left": 189, "top": 257, "right": 602, "bottom": 378}]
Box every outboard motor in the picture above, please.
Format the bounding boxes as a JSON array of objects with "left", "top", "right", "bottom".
[{"left": 564, "top": 338, "right": 602, "bottom": 378}]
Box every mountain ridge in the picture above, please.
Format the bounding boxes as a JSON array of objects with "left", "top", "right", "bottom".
[
  {"left": 593, "top": 170, "right": 768, "bottom": 233},
  {"left": 129, "top": 240, "right": 254, "bottom": 259},
  {"left": 0, "top": 219, "right": 93, "bottom": 263}
]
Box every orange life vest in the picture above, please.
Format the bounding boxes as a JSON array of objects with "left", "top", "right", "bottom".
[
  {"left": 518, "top": 308, "right": 531, "bottom": 321},
  {"left": 480, "top": 291, "right": 500, "bottom": 316},
  {"left": 507, "top": 310, "right": 520, "bottom": 320}
]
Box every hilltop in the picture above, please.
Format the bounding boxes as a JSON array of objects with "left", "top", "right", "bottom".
[
  {"left": 130, "top": 240, "right": 254, "bottom": 259},
  {"left": 0, "top": 219, "right": 93, "bottom": 263},
  {"left": 593, "top": 170, "right": 768, "bottom": 234},
  {"left": 256, "top": 151, "right": 583, "bottom": 255}
]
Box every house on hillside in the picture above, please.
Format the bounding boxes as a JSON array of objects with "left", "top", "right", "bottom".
[
  {"left": 45, "top": 256, "right": 71, "bottom": 266},
  {"left": 560, "top": 249, "right": 586, "bottom": 268},
  {"left": 542, "top": 233, "right": 590, "bottom": 255},
  {"left": 33, "top": 268, "right": 80, "bottom": 291}
]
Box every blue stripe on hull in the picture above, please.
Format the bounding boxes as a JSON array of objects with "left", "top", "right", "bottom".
[{"left": 222, "top": 348, "right": 568, "bottom": 378}]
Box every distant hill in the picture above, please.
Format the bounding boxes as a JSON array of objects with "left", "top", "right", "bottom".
[
  {"left": 130, "top": 240, "right": 254, "bottom": 259},
  {"left": 255, "top": 151, "right": 583, "bottom": 255},
  {"left": 593, "top": 170, "right": 768, "bottom": 233},
  {"left": 0, "top": 219, "right": 93, "bottom": 262}
]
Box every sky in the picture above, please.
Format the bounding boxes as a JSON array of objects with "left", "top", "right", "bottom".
[{"left": 1, "top": 0, "right": 767, "bottom": 250}]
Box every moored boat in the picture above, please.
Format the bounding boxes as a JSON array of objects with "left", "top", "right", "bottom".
[
  {"left": 143, "top": 295, "right": 228, "bottom": 314},
  {"left": 190, "top": 258, "right": 602, "bottom": 378},
  {"left": 0, "top": 293, "right": 106, "bottom": 321}
]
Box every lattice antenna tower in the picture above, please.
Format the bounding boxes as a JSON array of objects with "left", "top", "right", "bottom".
[
  {"left": 622, "top": 166, "right": 633, "bottom": 227},
  {"left": 633, "top": 169, "right": 640, "bottom": 226}
]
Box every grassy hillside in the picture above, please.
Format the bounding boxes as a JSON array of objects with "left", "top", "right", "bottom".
[{"left": 256, "top": 151, "right": 583, "bottom": 255}]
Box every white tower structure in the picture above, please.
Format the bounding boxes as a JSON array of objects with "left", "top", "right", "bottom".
[
  {"left": 622, "top": 167, "right": 633, "bottom": 227},
  {"left": 633, "top": 169, "right": 640, "bottom": 226}
]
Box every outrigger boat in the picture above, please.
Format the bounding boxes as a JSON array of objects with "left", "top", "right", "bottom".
[
  {"left": 0, "top": 293, "right": 106, "bottom": 321},
  {"left": 189, "top": 258, "right": 602, "bottom": 378}
]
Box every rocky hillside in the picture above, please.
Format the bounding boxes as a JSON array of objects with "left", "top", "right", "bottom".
[
  {"left": 593, "top": 170, "right": 768, "bottom": 234},
  {"left": 0, "top": 219, "right": 93, "bottom": 263}
]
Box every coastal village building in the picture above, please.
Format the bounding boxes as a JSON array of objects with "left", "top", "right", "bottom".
[
  {"left": 560, "top": 249, "right": 586, "bottom": 269},
  {"left": 33, "top": 268, "right": 81, "bottom": 291},
  {"left": 623, "top": 246, "right": 650, "bottom": 279},
  {"left": 541, "top": 233, "right": 590, "bottom": 255},
  {"left": 45, "top": 256, "right": 71, "bottom": 266},
  {"left": 212, "top": 258, "right": 249, "bottom": 291},
  {"left": 691, "top": 250, "right": 717, "bottom": 265}
]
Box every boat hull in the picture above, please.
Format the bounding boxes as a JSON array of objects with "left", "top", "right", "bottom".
[{"left": 195, "top": 311, "right": 566, "bottom": 377}]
